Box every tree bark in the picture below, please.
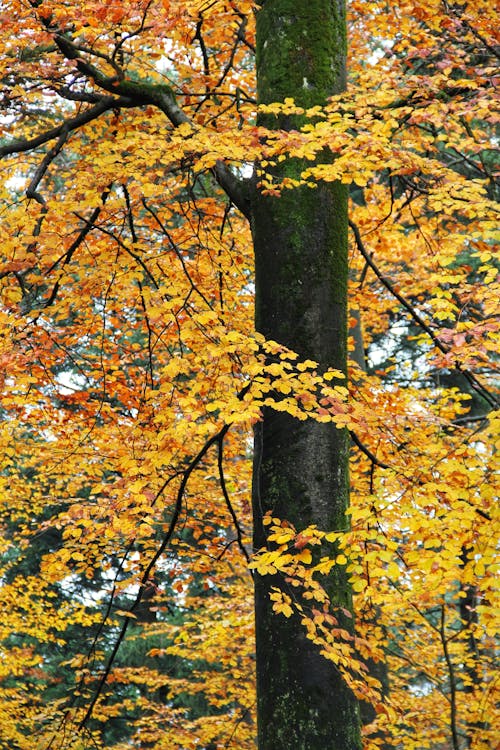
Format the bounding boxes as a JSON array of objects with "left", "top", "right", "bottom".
[{"left": 251, "top": 2, "right": 361, "bottom": 748}]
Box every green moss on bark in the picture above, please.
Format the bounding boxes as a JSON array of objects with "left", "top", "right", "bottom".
[
  {"left": 256, "top": 0, "right": 346, "bottom": 110},
  {"left": 251, "top": 1, "right": 360, "bottom": 748}
]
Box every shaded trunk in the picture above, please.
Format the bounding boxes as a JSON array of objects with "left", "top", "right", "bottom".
[
  {"left": 251, "top": 2, "right": 361, "bottom": 748},
  {"left": 459, "top": 546, "right": 488, "bottom": 747}
]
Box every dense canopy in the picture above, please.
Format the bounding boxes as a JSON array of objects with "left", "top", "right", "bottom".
[{"left": 0, "top": 1, "right": 498, "bottom": 749}]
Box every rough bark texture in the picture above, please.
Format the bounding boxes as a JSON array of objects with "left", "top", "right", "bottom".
[{"left": 251, "top": 1, "right": 361, "bottom": 748}]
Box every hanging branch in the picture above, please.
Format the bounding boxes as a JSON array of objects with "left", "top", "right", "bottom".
[
  {"left": 76, "top": 421, "right": 231, "bottom": 731},
  {"left": 349, "top": 219, "right": 498, "bottom": 410},
  {"left": 26, "top": 125, "right": 69, "bottom": 204}
]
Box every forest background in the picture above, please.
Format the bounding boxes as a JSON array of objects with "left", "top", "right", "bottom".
[{"left": 0, "top": 1, "right": 498, "bottom": 749}]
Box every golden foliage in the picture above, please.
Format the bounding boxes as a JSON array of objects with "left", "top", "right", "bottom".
[{"left": 0, "top": 0, "right": 498, "bottom": 748}]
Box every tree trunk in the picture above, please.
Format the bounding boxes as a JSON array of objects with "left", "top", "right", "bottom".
[
  {"left": 459, "top": 546, "right": 488, "bottom": 747},
  {"left": 251, "top": 2, "right": 361, "bottom": 748}
]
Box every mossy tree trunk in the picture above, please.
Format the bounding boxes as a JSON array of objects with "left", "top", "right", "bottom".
[{"left": 250, "top": 1, "right": 361, "bottom": 748}]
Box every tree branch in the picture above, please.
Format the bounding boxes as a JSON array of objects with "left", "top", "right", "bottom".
[
  {"left": 77, "top": 422, "right": 231, "bottom": 730},
  {"left": 350, "top": 431, "right": 390, "bottom": 470},
  {"left": 217, "top": 434, "right": 252, "bottom": 567},
  {"left": 0, "top": 97, "right": 133, "bottom": 158},
  {"left": 51, "top": 31, "right": 253, "bottom": 218},
  {"left": 349, "top": 219, "right": 498, "bottom": 410},
  {"left": 42, "top": 187, "right": 112, "bottom": 307},
  {"left": 6, "top": 14, "right": 253, "bottom": 219},
  {"left": 26, "top": 125, "right": 69, "bottom": 204}
]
